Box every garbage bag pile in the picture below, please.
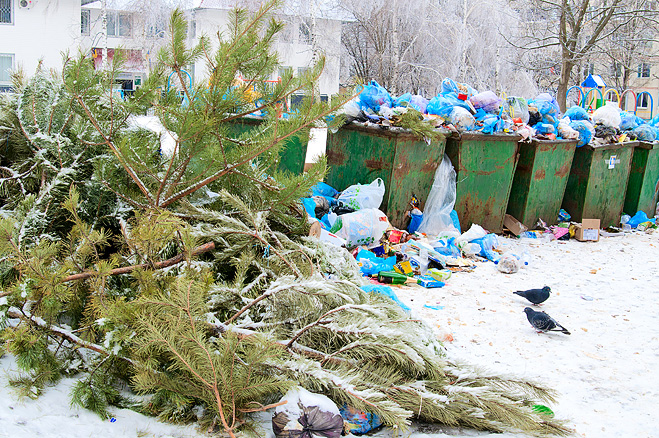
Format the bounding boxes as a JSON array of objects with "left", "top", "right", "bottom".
[
  {"left": 302, "top": 174, "right": 517, "bottom": 290},
  {"left": 559, "top": 101, "right": 659, "bottom": 147},
  {"left": 337, "top": 79, "right": 659, "bottom": 147}
]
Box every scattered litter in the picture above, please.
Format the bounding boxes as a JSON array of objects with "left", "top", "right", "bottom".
[{"left": 424, "top": 304, "right": 445, "bottom": 310}]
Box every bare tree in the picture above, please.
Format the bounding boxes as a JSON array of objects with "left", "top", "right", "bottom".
[{"left": 512, "top": 0, "right": 659, "bottom": 111}]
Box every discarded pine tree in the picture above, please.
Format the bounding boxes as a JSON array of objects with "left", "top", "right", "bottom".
[{"left": 0, "top": 2, "right": 571, "bottom": 436}]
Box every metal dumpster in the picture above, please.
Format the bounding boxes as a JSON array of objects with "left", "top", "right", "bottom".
[
  {"left": 325, "top": 123, "right": 448, "bottom": 228},
  {"left": 507, "top": 139, "right": 578, "bottom": 228},
  {"left": 562, "top": 142, "right": 636, "bottom": 227},
  {"left": 226, "top": 116, "right": 309, "bottom": 175},
  {"left": 623, "top": 141, "right": 659, "bottom": 217},
  {"left": 444, "top": 133, "right": 521, "bottom": 233}
]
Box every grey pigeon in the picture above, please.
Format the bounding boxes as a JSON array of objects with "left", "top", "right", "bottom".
[
  {"left": 514, "top": 286, "right": 551, "bottom": 305},
  {"left": 524, "top": 307, "right": 570, "bottom": 335}
]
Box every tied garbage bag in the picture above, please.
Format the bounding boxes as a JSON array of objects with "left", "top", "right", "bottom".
[
  {"left": 535, "top": 93, "right": 561, "bottom": 117},
  {"left": 442, "top": 77, "right": 460, "bottom": 94},
  {"left": 394, "top": 93, "right": 429, "bottom": 113},
  {"left": 337, "top": 178, "right": 385, "bottom": 210},
  {"left": 358, "top": 80, "right": 393, "bottom": 113},
  {"left": 632, "top": 125, "right": 658, "bottom": 142},
  {"left": 592, "top": 101, "right": 622, "bottom": 129},
  {"left": 418, "top": 155, "right": 459, "bottom": 236},
  {"left": 470, "top": 90, "right": 502, "bottom": 113},
  {"left": 330, "top": 208, "right": 390, "bottom": 248},
  {"left": 502, "top": 97, "right": 529, "bottom": 124},
  {"left": 273, "top": 387, "right": 344, "bottom": 438},
  {"left": 496, "top": 253, "right": 521, "bottom": 274},
  {"left": 426, "top": 95, "right": 454, "bottom": 117},
  {"left": 480, "top": 114, "right": 505, "bottom": 134},
  {"left": 570, "top": 120, "right": 595, "bottom": 147},
  {"left": 564, "top": 106, "right": 591, "bottom": 122},
  {"left": 534, "top": 100, "right": 558, "bottom": 126},
  {"left": 620, "top": 111, "right": 639, "bottom": 130},
  {"left": 449, "top": 106, "right": 476, "bottom": 129}
]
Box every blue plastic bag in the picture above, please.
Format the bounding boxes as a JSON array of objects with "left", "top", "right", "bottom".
[
  {"left": 340, "top": 405, "right": 383, "bottom": 435},
  {"left": 450, "top": 210, "right": 461, "bottom": 233},
  {"left": 626, "top": 210, "right": 656, "bottom": 228},
  {"left": 408, "top": 212, "right": 423, "bottom": 234},
  {"left": 564, "top": 106, "right": 591, "bottom": 122},
  {"left": 358, "top": 80, "right": 393, "bottom": 113},
  {"left": 433, "top": 238, "right": 461, "bottom": 258},
  {"left": 360, "top": 284, "right": 410, "bottom": 312},
  {"left": 470, "top": 234, "right": 500, "bottom": 262},
  {"left": 311, "top": 182, "right": 339, "bottom": 206},
  {"left": 426, "top": 95, "right": 454, "bottom": 117},
  {"left": 535, "top": 93, "right": 561, "bottom": 117},
  {"left": 619, "top": 111, "right": 639, "bottom": 130},
  {"left": 441, "top": 78, "right": 459, "bottom": 94},
  {"left": 570, "top": 120, "right": 594, "bottom": 147},
  {"left": 534, "top": 123, "right": 555, "bottom": 134},
  {"left": 302, "top": 197, "right": 317, "bottom": 218},
  {"left": 481, "top": 114, "right": 504, "bottom": 134},
  {"left": 632, "top": 125, "right": 658, "bottom": 142},
  {"left": 356, "top": 249, "right": 396, "bottom": 276}
]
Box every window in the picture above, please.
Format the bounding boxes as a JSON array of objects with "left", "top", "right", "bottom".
[
  {"left": 583, "top": 63, "right": 594, "bottom": 80},
  {"left": 146, "top": 19, "right": 165, "bottom": 38},
  {"left": 299, "top": 18, "right": 312, "bottom": 45},
  {"left": 107, "top": 11, "right": 132, "bottom": 37},
  {"left": 637, "top": 93, "right": 650, "bottom": 109},
  {"left": 0, "top": 53, "right": 14, "bottom": 92},
  {"left": 638, "top": 63, "right": 651, "bottom": 78},
  {"left": 278, "top": 66, "right": 292, "bottom": 78},
  {"left": 611, "top": 62, "right": 622, "bottom": 78},
  {"left": 81, "top": 9, "right": 90, "bottom": 35},
  {"left": 0, "top": 0, "right": 12, "bottom": 24},
  {"left": 297, "top": 66, "right": 309, "bottom": 77}
]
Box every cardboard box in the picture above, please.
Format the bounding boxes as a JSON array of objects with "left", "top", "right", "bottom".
[
  {"left": 504, "top": 214, "right": 528, "bottom": 236},
  {"left": 575, "top": 219, "right": 600, "bottom": 242}
]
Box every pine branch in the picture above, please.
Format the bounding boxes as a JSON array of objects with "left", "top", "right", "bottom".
[{"left": 62, "top": 242, "right": 215, "bottom": 282}]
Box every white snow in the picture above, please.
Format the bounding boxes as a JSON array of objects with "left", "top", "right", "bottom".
[{"left": 1, "top": 231, "right": 659, "bottom": 437}]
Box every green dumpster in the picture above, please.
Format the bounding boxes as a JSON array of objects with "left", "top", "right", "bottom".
[
  {"left": 623, "top": 141, "right": 659, "bottom": 217},
  {"left": 445, "top": 133, "right": 521, "bottom": 233},
  {"left": 507, "top": 139, "right": 578, "bottom": 228},
  {"left": 325, "top": 123, "right": 448, "bottom": 228},
  {"left": 226, "top": 116, "right": 309, "bottom": 175},
  {"left": 562, "top": 142, "right": 636, "bottom": 227}
]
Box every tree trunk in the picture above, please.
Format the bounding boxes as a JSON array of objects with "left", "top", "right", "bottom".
[{"left": 557, "top": 58, "right": 574, "bottom": 113}]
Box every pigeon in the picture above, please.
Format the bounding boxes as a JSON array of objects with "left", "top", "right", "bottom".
[
  {"left": 524, "top": 307, "right": 570, "bottom": 335},
  {"left": 514, "top": 286, "right": 551, "bottom": 305}
]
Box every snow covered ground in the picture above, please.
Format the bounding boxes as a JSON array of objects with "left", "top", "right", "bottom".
[{"left": 1, "top": 231, "right": 658, "bottom": 438}]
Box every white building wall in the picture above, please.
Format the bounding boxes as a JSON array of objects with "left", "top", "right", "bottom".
[{"left": 0, "top": 0, "right": 80, "bottom": 76}]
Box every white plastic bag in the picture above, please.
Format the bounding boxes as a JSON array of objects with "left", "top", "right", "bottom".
[
  {"left": 454, "top": 223, "right": 487, "bottom": 245},
  {"left": 331, "top": 208, "right": 390, "bottom": 248},
  {"left": 592, "top": 101, "right": 622, "bottom": 129},
  {"left": 337, "top": 178, "right": 385, "bottom": 210},
  {"left": 557, "top": 121, "right": 580, "bottom": 139},
  {"left": 418, "top": 155, "right": 459, "bottom": 237}
]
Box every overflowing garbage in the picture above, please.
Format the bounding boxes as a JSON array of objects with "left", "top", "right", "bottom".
[{"left": 334, "top": 78, "right": 659, "bottom": 149}]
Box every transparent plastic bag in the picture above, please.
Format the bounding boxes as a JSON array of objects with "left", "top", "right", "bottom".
[
  {"left": 330, "top": 208, "right": 390, "bottom": 248},
  {"left": 417, "top": 155, "right": 459, "bottom": 236},
  {"left": 470, "top": 90, "right": 502, "bottom": 113},
  {"left": 337, "top": 178, "right": 385, "bottom": 210},
  {"left": 449, "top": 107, "right": 476, "bottom": 129},
  {"left": 503, "top": 97, "right": 529, "bottom": 124}
]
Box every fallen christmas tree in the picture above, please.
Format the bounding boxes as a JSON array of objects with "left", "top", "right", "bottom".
[{"left": 0, "top": 2, "right": 571, "bottom": 436}]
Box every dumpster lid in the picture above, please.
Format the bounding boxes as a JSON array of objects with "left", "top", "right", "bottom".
[
  {"left": 531, "top": 138, "right": 578, "bottom": 146},
  {"left": 634, "top": 141, "right": 659, "bottom": 150},
  {"left": 453, "top": 132, "right": 522, "bottom": 141},
  {"left": 343, "top": 121, "right": 450, "bottom": 140},
  {"left": 583, "top": 141, "right": 638, "bottom": 150}
]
